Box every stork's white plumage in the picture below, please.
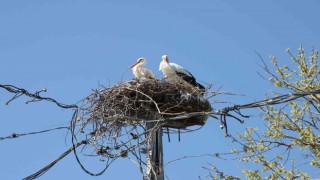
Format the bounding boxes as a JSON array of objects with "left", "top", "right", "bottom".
[
  {"left": 159, "top": 55, "right": 205, "bottom": 89},
  {"left": 130, "top": 58, "right": 155, "bottom": 80}
]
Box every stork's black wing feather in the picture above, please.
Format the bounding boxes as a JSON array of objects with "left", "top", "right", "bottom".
[
  {"left": 176, "top": 72, "right": 196, "bottom": 84},
  {"left": 176, "top": 72, "right": 205, "bottom": 90}
]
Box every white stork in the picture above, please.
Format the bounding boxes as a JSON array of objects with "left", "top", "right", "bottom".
[
  {"left": 129, "top": 57, "right": 155, "bottom": 80},
  {"left": 159, "top": 55, "right": 205, "bottom": 89}
]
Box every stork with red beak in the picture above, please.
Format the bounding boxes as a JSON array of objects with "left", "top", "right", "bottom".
[
  {"left": 159, "top": 55, "right": 205, "bottom": 90},
  {"left": 130, "top": 57, "right": 155, "bottom": 80}
]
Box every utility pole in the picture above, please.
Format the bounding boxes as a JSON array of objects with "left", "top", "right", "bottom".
[{"left": 145, "top": 121, "right": 164, "bottom": 180}]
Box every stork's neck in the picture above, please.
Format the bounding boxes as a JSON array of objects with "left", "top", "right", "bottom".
[
  {"left": 133, "top": 64, "right": 143, "bottom": 70},
  {"left": 161, "top": 60, "right": 172, "bottom": 69}
]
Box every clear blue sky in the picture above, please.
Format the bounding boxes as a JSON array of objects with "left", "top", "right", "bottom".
[{"left": 1, "top": 0, "right": 320, "bottom": 179}]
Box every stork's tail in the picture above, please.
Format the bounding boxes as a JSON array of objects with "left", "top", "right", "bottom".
[
  {"left": 196, "top": 82, "right": 205, "bottom": 90},
  {"left": 188, "top": 79, "right": 205, "bottom": 90}
]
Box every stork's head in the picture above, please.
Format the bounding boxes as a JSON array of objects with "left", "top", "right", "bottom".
[
  {"left": 129, "top": 57, "right": 147, "bottom": 69},
  {"left": 162, "top": 55, "right": 169, "bottom": 63}
]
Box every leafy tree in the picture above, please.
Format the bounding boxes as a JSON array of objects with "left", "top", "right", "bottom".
[{"left": 208, "top": 46, "right": 320, "bottom": 179}]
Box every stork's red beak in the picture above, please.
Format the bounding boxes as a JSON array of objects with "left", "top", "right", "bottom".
[{"left": 129, "top": 61, "right": 140, "bottom": 69}]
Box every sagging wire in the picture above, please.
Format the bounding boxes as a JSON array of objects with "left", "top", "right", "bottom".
[
  {"left": 0, "top": 127, "right": 69, "bottom": 141},
  {"left": 0, "top": 84, "right": 77, "bottom": 109},
  {"left": 213, "top": 89, "right": 320, "bottom": 136}
]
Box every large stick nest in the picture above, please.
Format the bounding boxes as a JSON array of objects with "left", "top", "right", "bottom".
[
  {"left": 85, "top": 79, "right": 211, "bottom": 128},
  {"left": 76, "top": 79, "right": 212, "bottom": 160}
]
